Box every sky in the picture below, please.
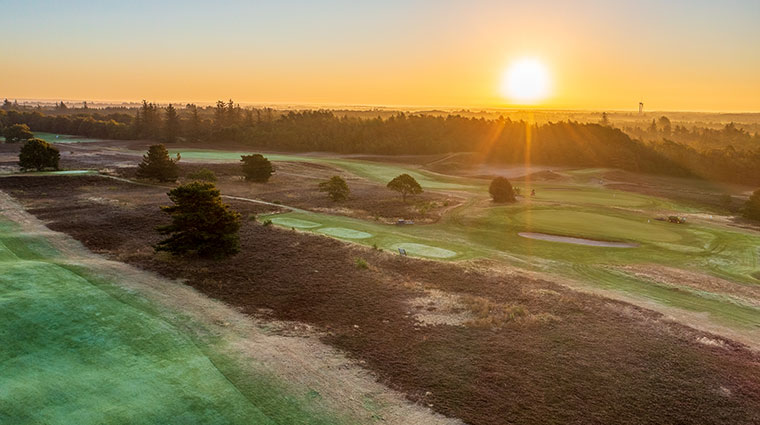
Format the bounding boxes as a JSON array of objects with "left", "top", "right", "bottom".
[{"left": 1, "top": 0, "right": 759, "bottom": 111}]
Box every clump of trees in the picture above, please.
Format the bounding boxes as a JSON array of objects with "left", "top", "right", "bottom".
[
  {"left": 156, "top": 181, "right": 241, "bottom": 258},
  {"left": 5, "top": 103, "right": 760, "bottom": 186},
  {"left": 187, "top": 168, "right": 217, "bottom": 182},
  {"left": 387, "top": 174, "right": 422, "bottom": 202},
  {"left": 4, "top": 123, "right": 33, "bottom": 143},
  {"left": 489, "top": 177, "right": 516, "bottom": 203},
  {"left": 318, "top": 175, "right": 350, "bottom": 201},
  {"left": 19, "top": 138, "right": 60, "bottom": 171},
  {"left": 743, "top": 189, "right": 760, "bottom": 221},
  {"left": 137, "top": 144, "right": 180, "bottom": 182},
  {"left": 241, "top": 154, "right": 274, "bottom": 182}
]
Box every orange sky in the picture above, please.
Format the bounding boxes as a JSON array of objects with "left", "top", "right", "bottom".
[{"left": 2, "top": 1, "right": 759, "bottom": 112}]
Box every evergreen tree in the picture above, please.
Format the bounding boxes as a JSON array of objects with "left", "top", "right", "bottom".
[
  {"left": 489, "top": 177, "right": 517, "bottom": 203},
  {"left": 164, "top": 104, "right": 180, "bottom": 143},
  {"left": 156, "top": 181, "right": 241, "bottom": 258},
  {"left": 137, "top": 144, "right": 180, "bottom": 182}
]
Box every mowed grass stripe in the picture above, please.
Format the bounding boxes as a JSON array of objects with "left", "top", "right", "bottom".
[{"left": 0, "top": 220, "right": 346, "bottom": 425}]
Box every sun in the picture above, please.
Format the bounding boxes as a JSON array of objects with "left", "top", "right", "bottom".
[{"left": 500, "top": 58, "right": 551, "bottom": 104}]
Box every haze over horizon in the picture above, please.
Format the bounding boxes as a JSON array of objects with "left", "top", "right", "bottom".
[{"left": 2, "top": 0, "right": 759, "bottom": 112}]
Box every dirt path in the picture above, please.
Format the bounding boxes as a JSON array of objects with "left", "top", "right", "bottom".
[{"left": 0, "top": 190, "right": 461, "bottom": 425}]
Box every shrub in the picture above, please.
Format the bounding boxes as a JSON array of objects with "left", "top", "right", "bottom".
[
  {"left": 387, "top": 173, "right": 423, "bottom": 202},
  {"left": 489, "top": 177, "right": 516, "bottom": 203},
  {"left": 137, "top": 144, "right": 180, "bottom": 182},
  {"left": 187, "top": 168, "right": 217, "bottom": 182},
  {"left": 743, "top": 189, "right": 760, "bottom": 221},
  {"left": 318, "top": 175, "right": 350, "bottom": 201},
  {"left": 19, "top": 138, "right": 60, "bottom": 171},
  {"left": 155, "top": 181, "right": 241, "bottom": 258},
  {"left": 241, "top": 154, "right": 274, "bottom": 182},
  {"left": 4, "top": 123, "right": 33, "bottom": 143},
  {"left": 355, "top": 258, "right": 369, "bottom": 269}
]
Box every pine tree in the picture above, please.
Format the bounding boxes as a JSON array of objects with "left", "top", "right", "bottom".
[
  {"left": 136, "top": 144, "right": 180, "bottom": 182},
  {"left": 156, "top": 182, "right": 241, "bottom": 259}
]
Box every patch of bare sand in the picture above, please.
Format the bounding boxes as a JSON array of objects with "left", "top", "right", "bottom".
[
  {"left": 407, "top": 289, "right": 473, "bottom": 327},
  {"left": 619, "top": 264, "right": 760, "bottom": 307},
  {"left": 0, "top": 191, "right": 461, "bottom": 425}
]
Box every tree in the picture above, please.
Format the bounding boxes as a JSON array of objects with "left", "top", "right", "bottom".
[
  {"left": 387, "top": 173, "right": 422, "bottom": 202},
  {"left": 658, "top": 116, "right": 672, "bottom": 137},
  {"left": 19, "top": 138, "right": 59, "bottom": 171},
  {"left": 241, "top": 154, "right": 274, "bottom": 182},
  {"left": 600, "top": 112, "right": 610, "bottom": 126},
  {"left": 137, "top": 144, "right": 180, "bottom": 182},
  {"left": 319, "top": 175, "right": 350, "bottom": 201},
  {"left": 156, "top": 182, "right": 241, "bottom": 258},
  {"left": 163, "top": 104, "right": 180, "bottom": 143},
  {"left": 489, "top": 177, "right": 516, "bottom": 203},
  {"left": 4, "top": 123, "right": 33, "bottom": 143},
  {"left": 743, "top": 189, "right": 760, "bottom": 221}
]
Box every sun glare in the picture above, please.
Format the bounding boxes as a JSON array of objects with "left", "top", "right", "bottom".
[{"left": 501, "top": 58, "right": 551, "bottom": 104}]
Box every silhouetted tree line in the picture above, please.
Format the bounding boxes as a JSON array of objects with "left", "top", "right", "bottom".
[{"left": 2, "top": 102, "right": 759, "bottom": 185}]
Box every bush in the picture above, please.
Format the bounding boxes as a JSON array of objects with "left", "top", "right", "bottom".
[
  {"left": 489, "top": 177, "right": 516, "bottom": 203},
  {"left": 187, "top": 168, "right": 217, "bottom": 182},
  {"left": 355, "top": 258, "right": 369, "bottom": 269},
  {"left": 137, "top": 144, "right": 180, "bottom": 182},
  {"left": 4, "top": 123, "right": 33, "bottom": 143},
  {"left": 19, "top": 138, "right": 60, "bottom": 171},
  {"left": 318, "top": 175, "right": 350, "bottom": 201},
  {"left": 743, "top": 189, "right": 760, "bottom": 221},
  {"left": 241, "top": 154, "right": 274, "bottom": 182},
  {"left": 387, "top": 173, "right": 423, "bottom": 202},
  {"left": 155, "top": 181, "right": 241, "bottom": 258}
]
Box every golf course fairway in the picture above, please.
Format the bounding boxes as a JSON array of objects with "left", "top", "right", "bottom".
[{"left": 0, "top": 200, "right": 346, "bottom": 424}]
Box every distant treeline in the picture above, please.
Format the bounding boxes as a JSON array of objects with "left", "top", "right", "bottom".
[{"left": 2, "top": 100, "right": 759, "bottom": 186}]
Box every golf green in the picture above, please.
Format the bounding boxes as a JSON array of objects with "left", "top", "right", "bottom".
[
  {"left": 391, "top": 242, "right": 457, "bottom": 258},
  {"left": 317, "top": 227, "right": 373, "bottom": 239}
]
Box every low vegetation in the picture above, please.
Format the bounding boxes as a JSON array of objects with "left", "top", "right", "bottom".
[
  {"left": 156, "top": 181, "right": 241, "bottom": 258},
  {"left": 240, "top": 154, "right": 273, "bottom": 182},
  {"left": 137, "top": 144, "right": 180, "bottom": 182},
  {"left": 318, "top": 175, "right": 350, "bottom": 201},
  {"left": 187, "top": 168, "right": 217, "bottom": 182},
  {"left": 18, "top": 138, "right": 59, "bottom": 171}
]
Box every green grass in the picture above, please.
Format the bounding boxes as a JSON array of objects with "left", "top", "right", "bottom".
[
  {"left": 125, "top": 147, "right": 760, "bottom": 333},
  {"left": 33, "top": 132, "right": 98, "bottom": 144},
  {"left": 165, "top": 149, "right": 477, "bottom": 190},
  {"left": 0, "top": 219, "right": 347, "bottom": 425}
]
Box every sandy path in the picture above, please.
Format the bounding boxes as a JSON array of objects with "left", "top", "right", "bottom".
[{"left": 0, "top": 190, "right": 461, "bottom": 425}]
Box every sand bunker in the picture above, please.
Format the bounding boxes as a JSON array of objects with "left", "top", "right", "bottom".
[
  {"left": 518, "top": 232, "right": 638, "bottom": 248},
  {"left": 392, "top": 242, "right": 457, "bottom": 258},
  {"left": 269, "top": 217, "right": 321, "bottom": 229},
  {"left": 317, "top": 227, "right": 373, "bottom": 239}
]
